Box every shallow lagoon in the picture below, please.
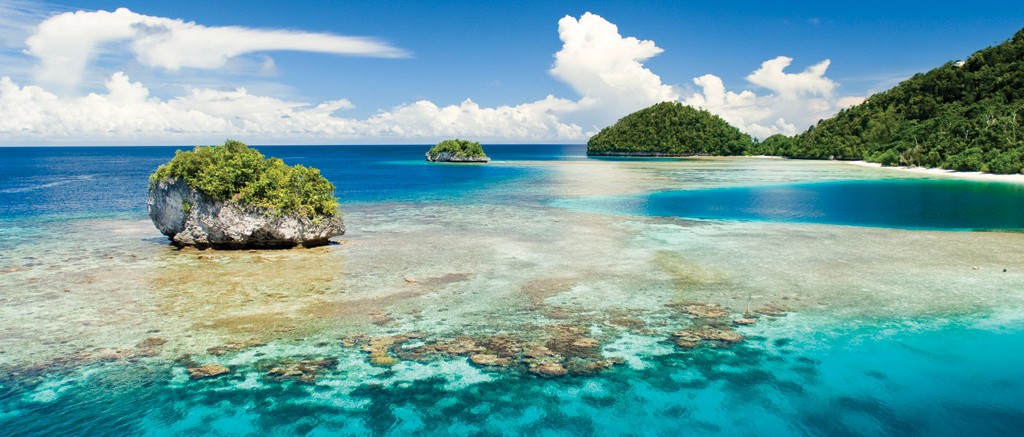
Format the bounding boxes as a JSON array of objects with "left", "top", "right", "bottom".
[{"left": 1, "top": 145, "right": 1023, "bottom": 435}]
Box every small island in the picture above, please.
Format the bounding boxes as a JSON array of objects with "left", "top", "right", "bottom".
[
  {"left": 587, "top": 102, "right": 754, "bottom": 156},
  {"left": 426, "top": 139, "right": 491, "bottom": 163},
  {"left": 147, "top": 140, "right": 345, "bottom": 249}
]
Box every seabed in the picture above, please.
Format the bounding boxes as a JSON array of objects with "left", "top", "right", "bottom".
[{"left": 2, "top": 155, "right": 1023, "bottom": 435}]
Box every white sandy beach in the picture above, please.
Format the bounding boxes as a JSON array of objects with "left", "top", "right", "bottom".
[{"left": 846, "top": 160, "right": 1024, "bottom": 184}]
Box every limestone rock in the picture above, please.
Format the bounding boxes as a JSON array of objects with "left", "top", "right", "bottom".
[
  {"left": 425, "top": 151, "right": 490, "bottom": 163},
  {"left": 147, "top": 177, "right": 344, "bottom": 249}
]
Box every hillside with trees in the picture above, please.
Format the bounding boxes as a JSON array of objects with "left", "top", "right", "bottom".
[
  {"left": 587, "top": 102, "right": 754, "bottom": 156},
  {"left": 772, "top": 28, "right": 1024, "bottom": 174}
]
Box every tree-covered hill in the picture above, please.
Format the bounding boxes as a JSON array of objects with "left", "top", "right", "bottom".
[
  {"left": 587, "top": 102, "right": 754, "bottom": 156},
  {"left": 773, "top": 27, "right": 1024, "bottom": 174}
]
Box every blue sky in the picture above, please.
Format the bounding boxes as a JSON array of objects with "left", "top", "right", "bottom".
[{"left": 1, "top": 0, "right": 1022, "bottom": 145}]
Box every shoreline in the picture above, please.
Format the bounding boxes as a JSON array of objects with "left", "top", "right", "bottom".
[{"left": 844, "top": 160, "right": 1024, "bottom": 184}]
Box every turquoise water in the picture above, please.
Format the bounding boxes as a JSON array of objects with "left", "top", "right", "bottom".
[
  {"left": 557, "top": 179, "right": 1024, "bottom": 230},
  {"left": 2, "top": 146, "right": 1024, "bottom": 436},
  {"left": 3, "top": 317, "right": 1022, "bottom": 435}
]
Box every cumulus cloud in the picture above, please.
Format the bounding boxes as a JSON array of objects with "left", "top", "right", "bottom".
[
  {"left": 0, "top": 10, "right": 865, "bottom": 144},
  {"left": 746, "top": 56, "right": 835, "bottom": 98},
  {"left": 26, "top": 7, "right": 407, "bottom": 90},
  {"left": 685, "top": 56, "right": 860, "bottom": 138},
  {"left": 550, "top": 12, "right": 678, "bottom": 126},
  {"left": 0, "top": 73, "right": 583, "bottom": 144}
]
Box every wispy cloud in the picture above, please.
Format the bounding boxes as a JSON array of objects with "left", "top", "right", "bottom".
[
  {"left": 0, "top": 0, "right": 52, "bottom": 48},
  {"left": 26, "top": 7, "right": 408, "bottom": 90}
]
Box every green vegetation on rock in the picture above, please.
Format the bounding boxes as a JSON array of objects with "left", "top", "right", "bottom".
[
  {"left": 587, "top": 102, "right": 754, "bottom": 156},
  {"left": 775, "top": 27, "right": 1024, "bottom": 173},
  {"left": 149, "top": 140, "right": 340, "bottom": 217},
  {"left": 427, "top": 139, "right": 488, "bottom": 159}
]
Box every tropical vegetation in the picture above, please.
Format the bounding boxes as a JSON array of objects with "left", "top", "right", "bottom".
[
  {"left": 149, "top": 140, "right": 340, "bottom": 217},
  {"left": 427, "top": 139, "right": 488, "bottom": 159},
  {"left": 587, "top": 102, "right": 754, "bottom": 156},
  {"left": 775, "top": 28, "right": 1024, "bottom": 173},
  {"left": 586, "top": 28, "right": 1024, "bottom": 174}
]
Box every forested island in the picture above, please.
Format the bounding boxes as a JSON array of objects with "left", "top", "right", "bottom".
[
  {"left": 587, "top": 102, "right": 753, "bottom": 156},
  {"left": 426, "top": 139, "right": 491, "bottom": 162},
  {"left": 147, "top": 140, "right": 344, "bottom": 249},
  {"left": 588, "top": 28, "right": 1024, "bottom": 174}
]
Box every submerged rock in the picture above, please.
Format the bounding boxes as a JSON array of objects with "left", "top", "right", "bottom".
[
  {"left": 470, "top": 354, "right": 513, "bottom": 367},
  {"left": 674, "top": 338, "right": 700, "bottom": 349},
  {"left": 207, "top": 340, "right": 265, "bottom": 356},
  {"left": 682, "top": 304, "right": 729, "bottom": 319},
  {"left": 188, "top": 363, "right": 230, "bottom": 379},
  {"left": 755, "top": 305, "right": 788, "bottom": 317},
  {"left": 530, "top": 362, "right": 568, "bottom": 377},
  {"left": 266, "top": 358, "right": 338, "bottom": 382},
  {"left": 148, "top": 178, "right": 344, "bottom": 249},
  {"left": 369, "top": 352, "right": 399, "bottom": 367},
  {"left": 134, "top": 337, "right": 167, "bottom": 356},
  {"left": 359, "top": 335, "right": 404, "bottom": 367},
  {"left": 522, "top": 345, "right": 555, "bottom": 359},
  {"left": 566, "top": 358, "right": 624, "bottom": 375},
  {"left": 685, "top": 327, "right": 745, "bottom": 344}
]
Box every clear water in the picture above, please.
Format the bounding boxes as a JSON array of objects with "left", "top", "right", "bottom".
[
  {"left": 2, "top": 146, "right": 1023, "bottom": 436},
  {"left": 556, "top": 178, "right": 1024, "bottom": 231}
]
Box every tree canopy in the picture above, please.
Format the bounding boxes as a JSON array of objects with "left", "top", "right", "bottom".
[
  {"left": 427, "top": 139, "right": 488, "bottom": 159},
  {"left": 587, "top": 102, "right": 754, "bottom": 156},
  {"left": 776, "top": 27, "right": 1024, "bottom": 174},
  {"left": 150, "top": 140, "right": 340, "bottom": 217}
]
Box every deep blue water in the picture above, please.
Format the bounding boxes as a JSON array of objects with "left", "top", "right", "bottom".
[
  {"left": 4, "top": 145, "right": 1024, "bottom": 230},
  {"left": 0, "top": 145, "right": 582, "bottom": 220}
]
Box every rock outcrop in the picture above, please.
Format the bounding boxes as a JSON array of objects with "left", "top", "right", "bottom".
[
  {"left": 425, "top": 151, "right": 491, "bottom": 163},
  {"left": 148, "top": 177, "right": 344, "bottom": 249}
]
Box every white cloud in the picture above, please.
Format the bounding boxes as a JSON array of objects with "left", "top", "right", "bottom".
[
  {"left": 836, "top": 95, "right": 867, "bottom": 108},
  {"left": 746, "top": 56, "right": 835, "bottom": 98},
  {"left": 685, "top": 56, "right": 861, "bottom": 138},
  {"left": 361, "top": 96, "right": 583, "bottom": 140},
  {"left": 0, "top": 73, "right": 583, "bottom": 144},
  {"left": 25, "top": 7, "right": 407, "bottom": 90},
  {"left": 0, "top": 10, "right": 866, "bottom": 144},
  {"left": 550, "top": 12, "right": 678, "bottom": 126}
]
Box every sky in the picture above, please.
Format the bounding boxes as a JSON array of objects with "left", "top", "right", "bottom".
[{"left": 0, "top": 0, "right": 1022, "bottom": 145}]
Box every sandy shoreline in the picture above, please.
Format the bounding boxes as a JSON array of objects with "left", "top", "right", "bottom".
[{"left": 845, "top": 160, "right": 1024, "bottom": 184}]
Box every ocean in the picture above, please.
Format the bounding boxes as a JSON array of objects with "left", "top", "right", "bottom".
[{"left": 1, "top": 145, "right": 1023, "bottom": 435}]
